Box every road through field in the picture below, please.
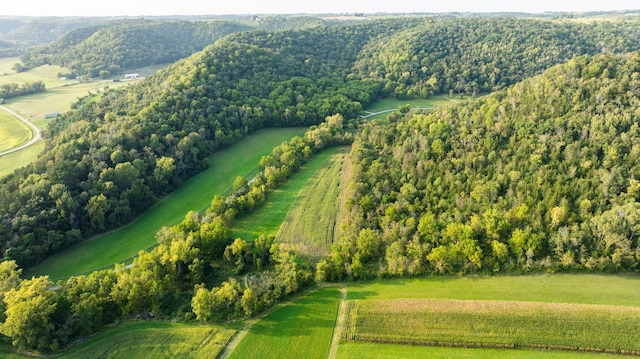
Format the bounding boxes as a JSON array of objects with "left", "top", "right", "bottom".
[{"left": 0, "top": 105, "right": 41, "bottom": 157}]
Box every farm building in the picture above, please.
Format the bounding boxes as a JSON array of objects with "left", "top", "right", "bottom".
[{"left": 124, "top": 73, "right": 140, "bottom": 80}]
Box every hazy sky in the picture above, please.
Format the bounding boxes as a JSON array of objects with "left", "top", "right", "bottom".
[{"left": 1, "top": 0, "right": 639, "bottom": 17}]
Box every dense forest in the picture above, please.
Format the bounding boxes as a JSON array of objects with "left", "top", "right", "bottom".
[
  {"left": 318, "top": 53, "right": 640, "bottom": 279},
  {"left": 2, "top": 16, "right": 640, "bottom": 268},
  {"left": 1, "top": 15, "right": 640, "bottom": 353},
  {"left": 19, "top": 19, "right": 253, "bottom": 78}
]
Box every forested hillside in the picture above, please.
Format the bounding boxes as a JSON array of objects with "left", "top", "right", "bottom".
[
  {"left": 19, "top": 19, "right": 253, "bottom": 78},
  {"left": 354, "top": 18, "right": 640, "bottom": 98},
  {"left": 1, "top": 16, "right": 640, "bottom": 271},
  {"left": 318, "top": 53, "right": 640, "bottom": 280}
]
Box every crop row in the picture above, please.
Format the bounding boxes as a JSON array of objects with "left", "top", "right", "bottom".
[{"left": 345, "top": 299, "right": 640, "bottom": 354}]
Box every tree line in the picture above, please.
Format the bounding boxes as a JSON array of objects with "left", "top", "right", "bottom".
[
  {"left": 0, "top": 81, "right": 45, "bottom": 102},
  {"left": 0, "top": 116, "right": 347, "bottom": 353}
]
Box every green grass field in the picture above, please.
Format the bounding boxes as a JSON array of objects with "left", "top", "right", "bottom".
[
  {"left": 230, "top": 146, "right": 344, "bottom": 242},
  {"left": 361, "top": 94, "right": 482, "bottom": 120},
  {"left": 338, "top": 274, "right": 640, "bottom": 357},
  {"left": 337, "top": 342, "right": 638, "bottom": 359},
  {"left": 0, "top": 57, "right": 19, "bottom": 76},
  {"left": 64, "top": 321, "right": 233, "bottom": 359},
  {"left": 276, "top": 147, "right": 348, "bottom": 257},
  {"left": 0, "top": 141, "right": 44, "bottom": 179},
  {"left": 0, "top": 109, "right": 32, "bottom": 152},
  {"left": 229, "top": 287, "right": 340, "bottom": 359},
  {"left": 26, "top": 128, "right": 306, "bottom": 280}
]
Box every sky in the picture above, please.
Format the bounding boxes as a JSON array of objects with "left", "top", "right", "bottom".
[{"left": 1, "top": 0, "right": 639, "bottom": 17}]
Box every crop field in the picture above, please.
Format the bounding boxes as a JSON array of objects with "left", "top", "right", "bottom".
[
  {"left": 276, "top": 147, "right": 348, "bottom": 257},
  {"left": 0, "top": 141, "right": 44, "bottom": 179},
  {"left": 346, "top": 299, "right": 640, "bottom": 352},
  {"left": 0, "top": 109, "right": 31, "bottom": 152},
  {"left": 230, "top": 146, "right": 345, "bottom": 242},
  {"left": 228, "top": 287, "right": 340, "bottom": 359},
  {"left": 337, "top": 342, "right": 638, "bottom": 359},
  {"left": 337, "top": 274, "right": 640, "bottom": 357},
  {"left": 26, "top": 128, "right": 306, "bottom": 280},
  {"left": 62, "top": 321, "right": 235, "bottom": 359}
]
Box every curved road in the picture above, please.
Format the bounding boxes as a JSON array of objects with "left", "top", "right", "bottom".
[{"left": 0, "top": 105, "right": 42, "bottom": 157}]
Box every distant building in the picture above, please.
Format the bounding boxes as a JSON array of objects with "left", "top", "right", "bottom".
[
  {"left": 124, "top": 73, "right": 140, "bottom": 80},
  {"left": 44, "top": 112, "right": 59, "bottom": 119}
]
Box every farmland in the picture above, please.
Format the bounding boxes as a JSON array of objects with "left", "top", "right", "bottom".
[
  {"left": 0, "top": 109, "right": 31, "bottom": 152},
  {"left": 336, "top": 274, "right": 640, "bottom": 357},
  {"left": 276, "top": 146, "right": 348, "bottom": 257},
  {"left": 26, "top": 127, "right": 306, "bottom": 280},
  {"left": 228, "top": 287, "right": 340, "bottom": 359},
  {"left": 232, "top": 147, "right": 345, "bottom": 253}
]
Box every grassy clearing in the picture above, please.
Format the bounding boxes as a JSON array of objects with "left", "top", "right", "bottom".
[
  {"left": 0, "top": 110, "right": 31, "bottom": 152},
  {"left": 61, "top": 321, "right": 235, "bottom": 359},
  {"left": 336, "top": 342, "right": 639, "bottom": 359},
  {"left": 275, "top": 147, "right": 348, "bottom": 257},
  {"left": 229, "top": 287, "right": 340, "bottom": 359},
  {"left": 26, "top": 128, "right": 306, "bottom": 280},
  {"left": 345, "top": 273, "right": 640, "bottom": 306},
  {"left": 361, "top": 94, "right": 483, "bottom": 120},
  {"left": 0, "top": 141, "right": 44, "bottom": 179},
  {"left": 0, "top": 57, "right": 19, "bottom": 75},
  {"left": 230, "top": 146, "right": 344, "bottom": 242},
  {"left": 349, "top": 299, "right": 640, "bottom": 352}
]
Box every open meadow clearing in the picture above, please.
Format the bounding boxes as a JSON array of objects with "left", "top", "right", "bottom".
[
  {"left": 337, "top": 274, "right": 640, "bottom": 357},
  {"left": 276, "top": 147, "right": 348, "bottom": 257},
  {"left": 230, "top": 146, "right": 346, "bottom": 243},
  {"left": 228, "top": 287, "right": 340, "bottom": 359},
  {"left": 63, "top": 321, "right": 234, "bottom": 359},
  {"left": 26, "top": 128, "right": 306, "bottom": 280},
  {"left": 0, "top": 109, "right": 31, "bottom": 152},
  {"left": 0, "top": 141, "right": 44, "bottom": 178},
  {"left": 359, "top": 94, "right": 478, "bottom": 120}
]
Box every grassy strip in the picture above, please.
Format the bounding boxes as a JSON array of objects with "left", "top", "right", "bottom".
[
  {"left": 230, "top": 146, "right": 343, "bottom": 241},
  {"left": 62, "top": 321, "right": 235, "bottom": 359},
  {"left": 345, "top": 273, "right": 640, "bottom": 306},
  {"left": 26, "top": 128, "right": 306, "bottom": 280},
  {"left": 0, "top": 141, "right": 44, "bottom": 179},
  {"left": 229, "top": 287, "right": 340, "bottom": 359},
  {"left": 350, "top": 299, "right": 640, "bottom": 353},
  {"left": 336, "top": 342, "right": 639, "bottom": 359},
  {"left": 276, "top": 147, "right": 348, "bottom": 257},
  {"left": 0, "top": 110, "right": 31, "bottom": 152}
]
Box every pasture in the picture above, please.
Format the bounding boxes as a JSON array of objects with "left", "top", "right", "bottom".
[
  {"left": 26, "top": 128, "right": 306, "bottom": 280},
  {"left": 0, "top": 141, "right": 44, "bottom": 179},
  {"left": 63, "top": 321, "right": 235, "bottom": 359},
  {"left": 276, "top": 147, "right": 348, "bottom": 257},
  {"left": 0, "top": 109, "right": 31, "bottom": 152},
  {"left": 230, "top": 146, "right": 345, "bottom": 243},
  {"left": 228, "top": 287, "right": 340, "bottom": 359}
]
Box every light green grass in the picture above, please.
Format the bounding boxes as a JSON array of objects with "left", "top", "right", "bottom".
[
  {"left": 346, "top": 273, "right": 640, "bottom": 306},
  {"left": 230, "top": 147, "right": 343, "bottom": 242},
  {"left": 26, "top": 128, "right": 306, "bottom": 280},
  {"left": 0, "top": 141, "right": 44, "bottom": 179},
  {"left": 361, "top": 94, "right": 481, "bottom": 120},
  {"left": 62, "top": 321, "right": 235, "bottom": 359},
  {"left": 337, "top": 342, "right": 638, "bottom": 359},
  {"left": 0, "top": 110, "right": 31, "bottom": 152},
  {"left": 229, "top": 287, "right": 340, "bottom": 359},
  {"left": 276, "top": 147, "right": 348, "bottom": 257},
  {"left": 351, "top": 298, "right": 640, "bottom": 352},
  {"left": 0, "top": 57, "right": 19, "bottom": 76}
]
